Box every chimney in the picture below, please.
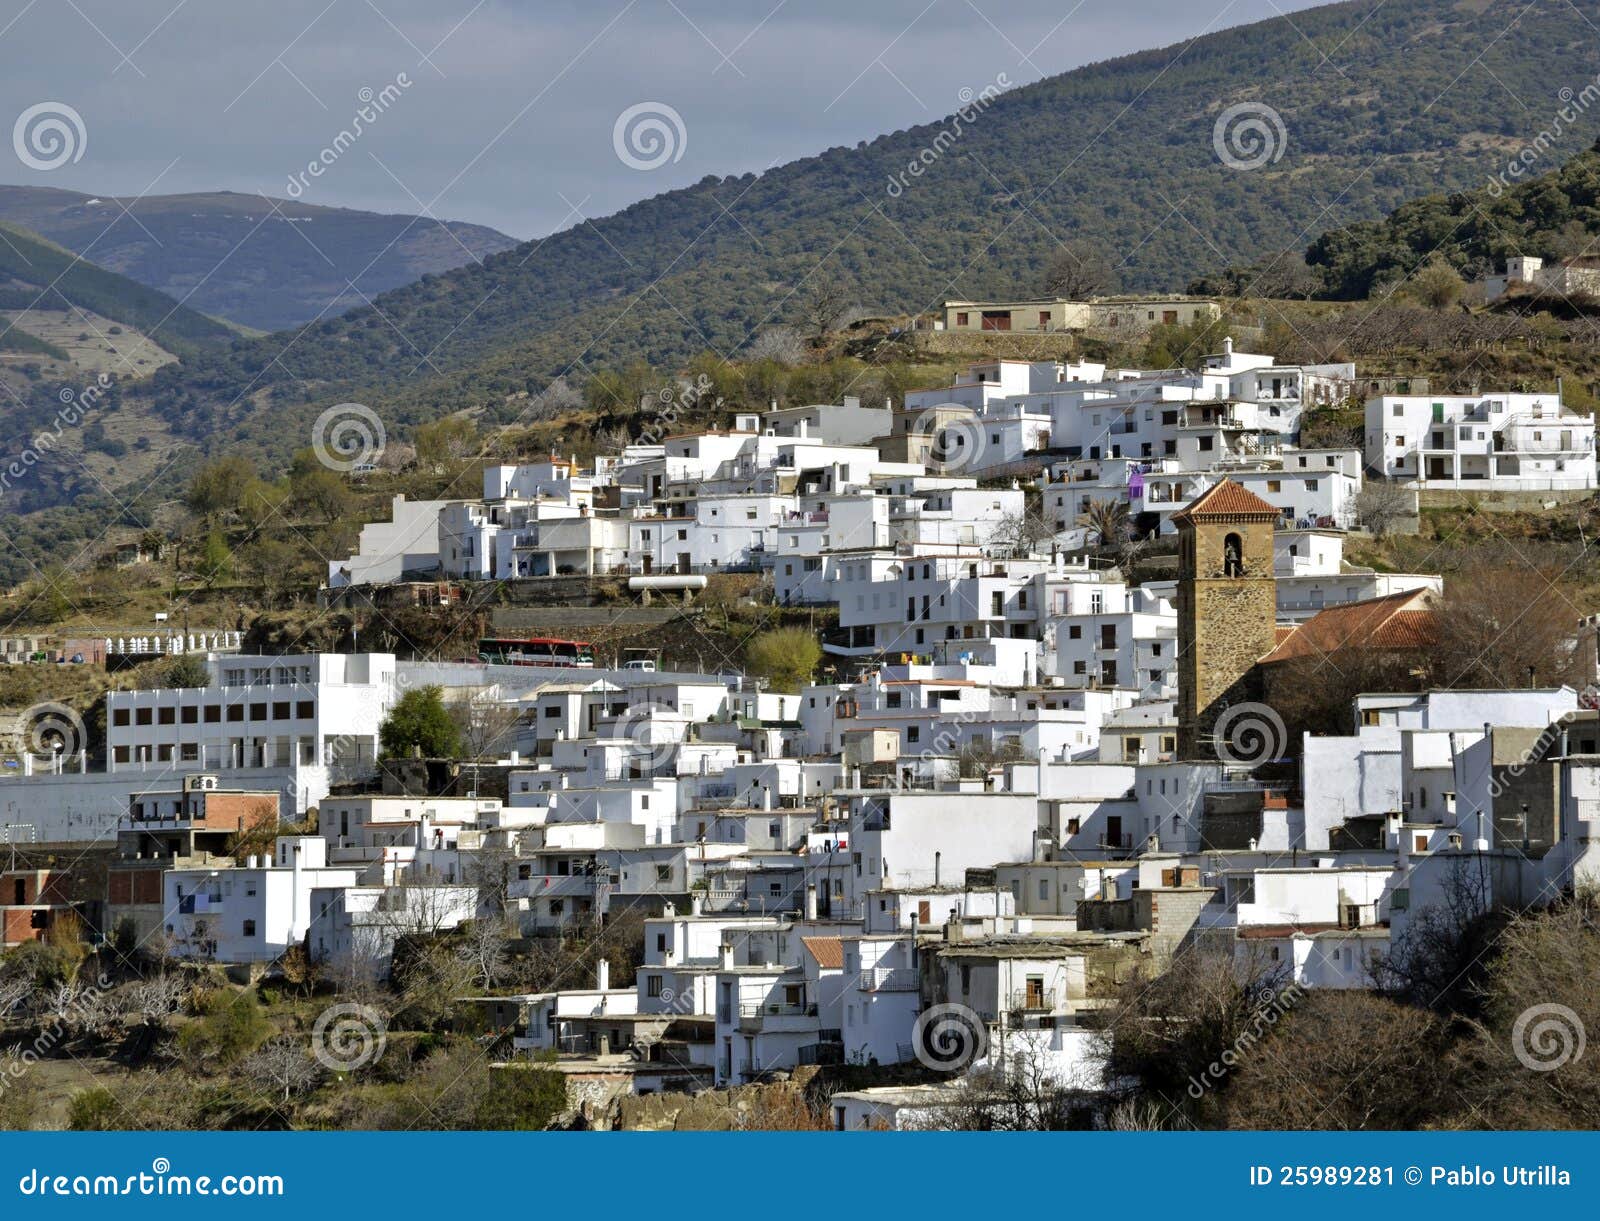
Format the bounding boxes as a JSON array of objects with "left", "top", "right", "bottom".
[
  {"left": 596, "top": 958, "right": 610, "bottom": 991},
  {"left": 719, "top": 941, "right": 734, "bottom": 969},
  {"left": 805, "top": 884, "right": 817, "bottom": 920},
  {"left": 691, "top": 892, "right": 704, "bottom": 916}
]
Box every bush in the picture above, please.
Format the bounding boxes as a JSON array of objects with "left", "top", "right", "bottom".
[
  {"left": 379, "top": 685, "right": 461, "bottom": 759},
  {"left": 743, "top": 627, "right": 821, "bottom": 693},
  {"left": 176, "top": 990, "right": 272, "bottom": 1072},
  {"left": 66, "top": 1087, "right": 119, "bottom": 1131}
]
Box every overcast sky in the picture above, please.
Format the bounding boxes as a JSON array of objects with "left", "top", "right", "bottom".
[{"left": 0, "top": 0, "right": 1327, "bottom": 239}]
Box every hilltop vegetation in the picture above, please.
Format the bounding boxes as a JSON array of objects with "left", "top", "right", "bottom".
[
  {"left": 0, "top": 222, "right": 233, "bottom": 354},
  {"left": 87, "top": 0, "right": 1600, "bottom": 465},
  {"left": 0, "top": 187, "right": 519, "bottom": 333}
]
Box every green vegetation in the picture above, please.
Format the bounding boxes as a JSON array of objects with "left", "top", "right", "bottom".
[
  {"left": 0, "top": 187, "right": 517, "bottom": 334},
  {"left": 744, "top": 627, "right": 822, "bottom": 693},
  {"left": 380, "top": 685, "right": 462, "bottom": 759},
  {"left": 0, "top": 222, "right": 232, "bottom": 352},
  {"left": 1304, "top": 140, "right": 1600, "bottom": 299}
]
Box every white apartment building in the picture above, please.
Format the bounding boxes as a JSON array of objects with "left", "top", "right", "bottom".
[
  {"left": 1366, "top": 392, "right": 1596, "bottom": 490},
  {"left": 105, "top": 653, "right": 397, "bottom": 793},
  {"left": 164, "top": 836, "right": 360, "bottom": 963},
  {"left": 328, "top": 495, "right": 458, "bottom": 587}
]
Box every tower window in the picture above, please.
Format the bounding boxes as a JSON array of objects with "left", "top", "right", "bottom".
[{"left": 1223, "top": 532, "right": 1243, "bottom": 577}]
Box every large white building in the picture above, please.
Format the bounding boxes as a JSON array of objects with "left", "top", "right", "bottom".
[{"left": 1366, "top": 392, "right": 1596, "bottom": 490}]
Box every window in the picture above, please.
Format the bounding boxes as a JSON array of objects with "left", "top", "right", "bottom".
[
  {"left": 655, "top": 864, "right": 671, "bottom": 883},
  {"left": 180, "top": 705, "right": 198, "bottom": 725},
  {"left": 157, "top": 707, "right": 175, "bottom": 725},
  {"left": 135, "top": 708, "right": 152, "bottom": 727},
  {"left": 243, "top": 920, "right": 257, "bottom": 937},
  {"left": 112, "top": 708, "right": 130, "bottom": 727},
  {"left": 249, "top": 703, "right": 267, "bottom": 721},
  {"left": 205, "top": 705, "right": 222, "bottom": 723},
  {"left": 272, "top": 701, "right": 291, "bottom": 720},
  {"left": 296, "top": 700, "right": 314, "bottom": 719},
  {"left": 647, "top": 975, "right": 663, "bottom": 997}
]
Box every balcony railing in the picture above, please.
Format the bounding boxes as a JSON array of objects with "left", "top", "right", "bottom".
[
  {"left": 858, "top": 966, "right": 918, "bottom": 992},
  {"left": 1008, "top": 989, "right": 1058, "bottom": 1014}
]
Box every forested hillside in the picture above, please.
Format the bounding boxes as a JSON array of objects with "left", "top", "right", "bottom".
[{"left": 9, "top": 0, "right": 1600, "bottom": 570}]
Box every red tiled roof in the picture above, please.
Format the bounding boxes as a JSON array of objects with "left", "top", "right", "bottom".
[
  {"left": 801, "top": 936, "right": 844, "bottom": 970},
  {"left": 1171, "top": 478, "right": 1279, "bottom": 524},
  {"left": 1261, "top": 588, "right": 1439, "bottom": 665}
]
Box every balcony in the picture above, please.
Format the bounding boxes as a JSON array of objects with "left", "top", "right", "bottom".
[
  {"left": 858, "top": 966, "right": 918, "bottom": 992},
  {"left": 1008, "top": 989, "right": 1059, "bottom": 1014},
  {"left": 737, "top": 1000, "right": 814, "bottom": 1033}
]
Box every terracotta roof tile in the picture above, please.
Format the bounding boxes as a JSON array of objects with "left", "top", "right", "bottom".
[
  {"left": 1171, "top": 478, "right": 1280, "bottom": 524},
  {"left": 1261, "top": 588, "right": 1438, "bottom": 665},
  {"left": 801, "top": 936, "right": 844, "bottom": 970}
]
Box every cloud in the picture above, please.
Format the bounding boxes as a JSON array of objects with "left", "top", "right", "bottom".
[{"left": 0, "top": 0, "right": 1325, "bottom": 239}]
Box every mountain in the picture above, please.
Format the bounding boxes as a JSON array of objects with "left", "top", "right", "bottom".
[
  {"left": 0, "top": 220, "right": 233, "bottom": 355},
  {"left": 0, "top": 187, "right": 520, "bottom": 333},
  {"left": 1301, "top": 138, "right": 1600, "bottom": 299},
  {"left": 11, "top": 0, "right": 1600, "bottom": 549}
]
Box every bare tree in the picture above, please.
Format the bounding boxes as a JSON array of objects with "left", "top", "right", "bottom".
[
  {"left": 243, "top": 1036, "right": 320, "bottom": 1106},
  {"left": 798, "top": 276, "right": 856, "bottom": 344},
  {"left": 528, "top": 377, "right": 584, "bottom": 421},
  {"left": 1351, "top": 481, "right": 1415, "bottom": 538},
  {"left": 991, "top": 507, "right": 1056, "bottom": 556},
  {"left": 745, "top": 326, "right": 806, "bottom": 364},
  {"left": 1435, "top": 547, "right": 1591, "bottom": 690},
  {"left": 457, "top": 918, "right": 513, "bottom": 991},
  {"left": 449, "top": 690, "right": 522, "bottom": 759},
  {"left": 1221, "top": 990, "right": 1454, "bottom": 1129},
  {"left": 1042, "top": 240, "right": 1115, "bottom": 299}
]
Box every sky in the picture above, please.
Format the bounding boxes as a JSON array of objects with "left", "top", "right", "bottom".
[{"left": 0, "top": 0, "right": 1329, "bottom": 240}]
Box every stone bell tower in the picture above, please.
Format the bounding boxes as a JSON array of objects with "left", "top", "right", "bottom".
[{"left": 1174, "top": 478, "right": 1279, "bottom": 759}]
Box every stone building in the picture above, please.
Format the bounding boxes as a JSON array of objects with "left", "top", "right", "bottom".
[{"left": 1174, "top": 480, "right": 1280, "bottom": 759}]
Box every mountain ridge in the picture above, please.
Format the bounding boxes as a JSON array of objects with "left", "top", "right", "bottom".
[{"left": 0, "top": 185, "right": 520, "bottom": 333}]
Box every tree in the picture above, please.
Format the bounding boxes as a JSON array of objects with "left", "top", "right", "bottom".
[
  {"left": 198, "top": 529, "right": 232, "bottom": 585},
  {"left": 744, "top": 628, "right": 822, "bottom": 693},
  {"left": 1435, "top": 548, "right": 1591, "bottom": 690},
  {"left": 159, "top": 654, "right": 212, "bottom": 690},
  {"left": 289, "top": 462, "right": 353, "bottom": 524},
  {"left": 1351, "top": 481, "right": 1415, "bottom": 538},
  {"left": 1221, "top": 990, "right": 1455, "bottom": 1129},
  {"left": 992, "top": 507, "right": 1056, "bottom": 555},
  {"left": 797, "top": 276, "right": 855, "bottom": 344},
  {"left": 186, "top": 455, "right": 257, "bottom": 521},
  {"left": 457, "top": 918, "right": 513, "bottom": 990},
  {"left": 414, "top": 417, "right": 479, "bottom": 470},
  {"left": 1042, "top": 239, "right": 1115, "bottom": 299},
  {"left": 379, "top": 685, "right": 461, "bottom": 759},
  {"left": 1098, "top": 946, "right": 1290, "bottom": 1125},
  {"left": 243, "top": 1035, "right": 320, "bottom": 1107},
  {"left": 243, "top": 537, "right": 306, "bottom": 606},
  {"left": 1407, "top": 257, "right": 1467, "bottom": 309},
  {"left": 448, "top": 689, "right": 522, "bottom": 759},
  {"left": 745, "top": 327, "right": 806, "bottom": 364}
]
